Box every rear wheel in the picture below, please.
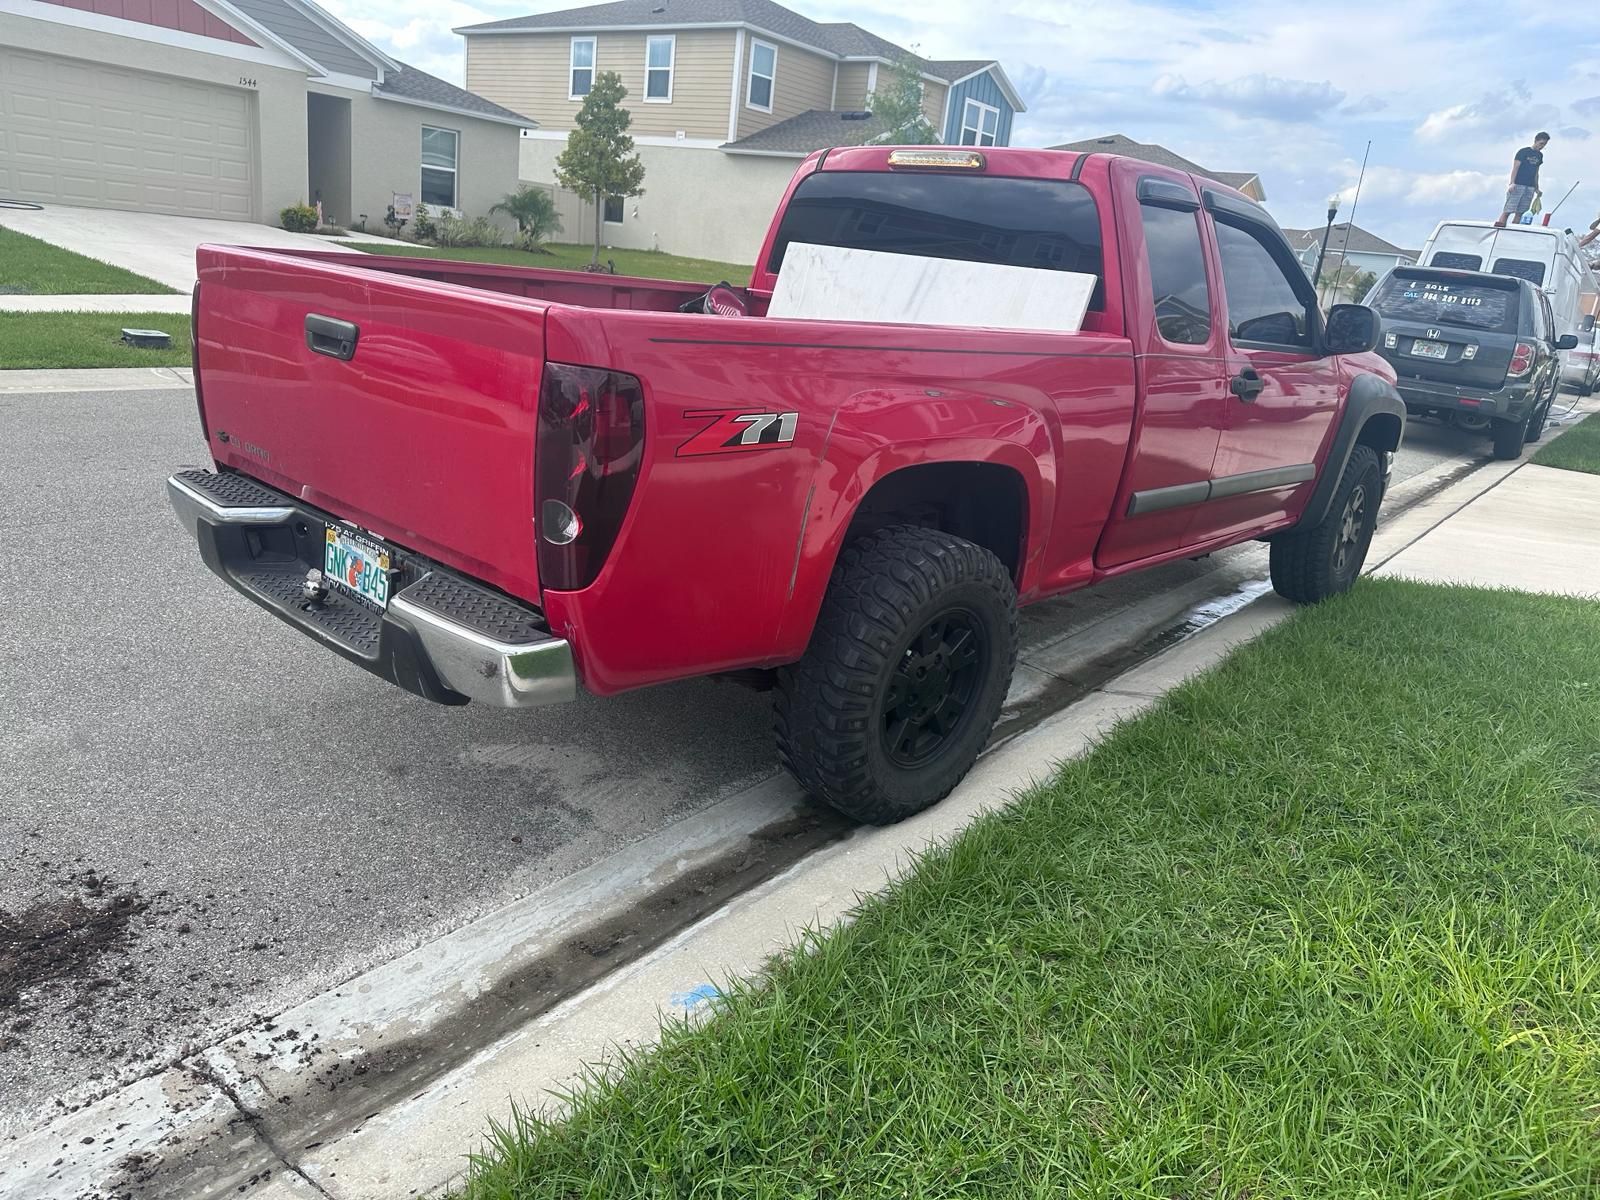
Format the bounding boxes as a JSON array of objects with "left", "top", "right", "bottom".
[
  {"left": 1525, "top": 388, "right": 1552, "bottom": 443},
  {"left": 774, "top": 525, "right": 1017, "bottom": 825},
  {"left": 1492, "top": 412, "right": 1529, "bottom": 459},
  {"left": 1269, "top": 445, "right": 1382, "bottom": 605}
]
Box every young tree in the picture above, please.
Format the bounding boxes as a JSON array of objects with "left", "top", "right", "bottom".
[
  {"left": 868, "top": 52, "right": 938, "bottom": 144},
  {"left": 554, "top": 71, "right": 646, "bottom": 268},
  {"left": 490, "top": 185, "right": 563, "bottom": 250}
]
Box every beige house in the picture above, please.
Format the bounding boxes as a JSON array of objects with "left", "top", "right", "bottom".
[
  {"left": 459, "top": 0, "right": 1026, "bottom": 265},
  {"left": 0, "top": 0, "right": 533, "bottom": 228}
]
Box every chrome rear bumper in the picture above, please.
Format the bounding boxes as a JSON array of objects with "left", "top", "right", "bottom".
[{"left": 166, "top": 471, "right": 576, "bottom": 709}]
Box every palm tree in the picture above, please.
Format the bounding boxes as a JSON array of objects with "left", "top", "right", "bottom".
[{"left": 490, "top": 186, "right": 563, "bottom": 249}]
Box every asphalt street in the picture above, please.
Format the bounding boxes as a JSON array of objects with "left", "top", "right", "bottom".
[{"left": 0, "top": 385, "right": 1494, "bottom": 1135}]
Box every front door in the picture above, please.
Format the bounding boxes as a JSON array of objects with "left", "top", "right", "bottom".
[
  {"left": 1196, "top": 212, "right": 1340, "bottom": 542},
  {"left": 1096, "top": 170, "right": 1228, "bottom": 568}
]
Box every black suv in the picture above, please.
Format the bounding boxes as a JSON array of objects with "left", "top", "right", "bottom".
[{"left": 1367, "top": 267, "right": 1575, "bottom": 459}]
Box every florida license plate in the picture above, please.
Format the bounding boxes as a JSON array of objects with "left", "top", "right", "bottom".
[
  {"left": 1411, "top": 340, "right": 1448, "bottom": 359},
  {"left": 324, "top": 525, "right": 391, "bottom": 610}
]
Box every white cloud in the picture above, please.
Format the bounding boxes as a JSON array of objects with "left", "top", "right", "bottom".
[{"left": 1152, "top": 73, "right": 1345, "bottom": 122}]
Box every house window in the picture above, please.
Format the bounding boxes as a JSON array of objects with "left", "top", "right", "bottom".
[
  {"left": 747, "top": 40, "right": 776, "bottom": 112},
  {"left": 604, "top": 195, "right": 624, "bottom": 224},
  {"left": 420, "top": 125, "right": 458, "bottom": 208},
  {"left": 960, "top": 98, "right": 999, "bottom": 147},
  {"left": 645, "top": 34, "right": 674, "bottom": 102},
  {"left": 570, "top": 36, "right": 595, "bottom": 99}
]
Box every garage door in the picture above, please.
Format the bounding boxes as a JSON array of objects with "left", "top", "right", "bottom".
[{"left": 0, "top": 48, "right": 256, "bottom": 220}]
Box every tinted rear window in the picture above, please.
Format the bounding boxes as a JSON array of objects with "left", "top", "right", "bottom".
[
  {"left": 1494, "top": 257, "right": 1547, "bottom": 285},
  {"left": 767, "top": 172, "right": 1103, "bottom": 298},
  {"left": 1369, "top": 275, "right": 1518, "bottom": 332},
  {"left": 1431, "top": 251, "right": 1483, "bottom": 271}
]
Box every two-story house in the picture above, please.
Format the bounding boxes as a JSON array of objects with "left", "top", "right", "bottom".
[{"left": 457, "top": 0, "right": 1025, "bottom": 264}]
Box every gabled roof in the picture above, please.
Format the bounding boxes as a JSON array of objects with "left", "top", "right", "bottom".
[
  {"left": 1279, "top": 223, "right": 1411, "bottom": 258},
  {"left": 927, "top": 59, "right": 995, "bottom": 82},
  {"left": 1048, "top": 133, "right": 1264, "bottom": 200},
  {"left": 225, "top": 0, "right": 395, "bottom": 79},
  {"left": 374, "top": 65, "right": 537, "bottom": 127},
  {"left": 205, "top": 0, "right": 534, "bottom": 124},
  {"left": 721, "top": 108, "right": 890, "bottom": 155},
  {"left": 454, "top": 0, "right": 1024, "bottom": 109}
]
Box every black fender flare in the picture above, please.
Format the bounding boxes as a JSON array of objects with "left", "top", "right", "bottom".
[{"left": 1287, "top": 372, "right": 1405, "bottom": 532}]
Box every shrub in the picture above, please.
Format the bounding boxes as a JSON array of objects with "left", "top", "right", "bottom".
[
  {"left": 490, "top": 186, "right": 562, "bottom": 247},
  {"left": 383, "top": 205, "right": 407, "bottom": 236},
  {"left": 280, "top": 203, "right": 318, "bottom": 233},
  {"left": 412, "top": 206, "right": 439, "bottom": 242},
  {"left": 430, "top": 212, "right": 506, "bottom": 248}
]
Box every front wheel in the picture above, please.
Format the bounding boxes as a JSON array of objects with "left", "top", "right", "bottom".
[
  {"left": 1492, "top": 412, "right": 1529, "bottom": 459},
  {"left": 1269, "top": 444, "right": 1383, "bottom": 605},
  {"left": 774, "top": 525, "right": 1018, "bottom": 825}
]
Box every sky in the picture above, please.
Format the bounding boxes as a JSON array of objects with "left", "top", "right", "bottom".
[{"left": 317, "top": 0, "right": 1600, "bottom": 253}]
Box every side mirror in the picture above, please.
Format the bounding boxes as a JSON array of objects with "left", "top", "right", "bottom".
[
  {"left": 1583, "top": 314, "right": 1595, "bottom": 332},
  {"left": 1324, "top": 304, "right": 1381, "bottom": 355},
  {"left": 1557, "top": 333, "right": 1580, "bottom": 350}
]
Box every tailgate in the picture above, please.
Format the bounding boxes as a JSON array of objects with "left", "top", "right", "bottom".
[
  {"left": 194, "top": 245, "right": 547, "bottom": 603},
  {"left": 1385, "top": 323, "right": 1513, "bottom": 390}
]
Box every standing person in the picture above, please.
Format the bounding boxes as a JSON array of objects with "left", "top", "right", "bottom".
[{"left": 1495, "top": 132, "right": 1549, "bottom": 227}]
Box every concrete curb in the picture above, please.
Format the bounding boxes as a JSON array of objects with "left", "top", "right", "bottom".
[
  {"left": 0, "top": 446, "right": 1520, "bottom": 1200},
  {"left": 0, "top": 367, "right": 193, "bottom": 393}
]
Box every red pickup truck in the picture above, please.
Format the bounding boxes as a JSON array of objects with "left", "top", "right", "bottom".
[{"left": 168, "top": 147, "right": 1402, "bottom": 824}]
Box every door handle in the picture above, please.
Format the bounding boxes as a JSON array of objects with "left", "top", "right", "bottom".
[
  {"left": 305, "top": 313, "right": 359, "bottom": 361},
  {"left": 1230, "top": 368, "right": 1265, "bottom": 403}
]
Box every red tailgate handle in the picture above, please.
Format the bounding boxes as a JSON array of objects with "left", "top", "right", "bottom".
[{"left": 305, "top": 313, "right": 359, "bottom": 362}]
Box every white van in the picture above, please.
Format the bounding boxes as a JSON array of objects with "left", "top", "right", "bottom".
[{"left": 1418, "top": 220, "right": 1599, "bottom": 390}]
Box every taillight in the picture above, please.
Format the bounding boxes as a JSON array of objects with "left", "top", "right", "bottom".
[
  {"left": 535, "top": 362, "right": 645, "bottom": 591},
  {"left": 1509, "top": 341, "right": 1535, "bottom": 377},
  {"left": 190, "top": 283, "right": 210, "bottom": 444}
]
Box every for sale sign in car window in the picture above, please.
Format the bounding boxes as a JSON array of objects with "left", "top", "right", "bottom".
[{"left": 1369, "top": 276, "right": 1516, "bottom": 332}]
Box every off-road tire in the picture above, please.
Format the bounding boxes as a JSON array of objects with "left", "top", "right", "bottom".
[
  {"left": 1269, "top": 444, "right": 1383, "bottom": 605},
  {"left": 774, "top": 525, "right": 1017, "bottom": 825},
  {"left": 1492, "top": 413, "right": 1529, "bottom": 459}
]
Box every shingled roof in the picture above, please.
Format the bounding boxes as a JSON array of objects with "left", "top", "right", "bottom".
[
  {"left": 1048, "top": 133, "right": 1264, "bottom": 200},
  {"left": 458, "top": 0, "right": 1011, "bottom": 92},
  {"left": 722, "top": 108, "right": 891, "bottom": 154},
  {"left": 1279, "top": 222, "right": 1412, "bottom": 258},
  {"left": 374, "top": 64, "right": 536, "bottom": 126}
]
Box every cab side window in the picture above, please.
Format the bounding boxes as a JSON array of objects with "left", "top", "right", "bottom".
[
  {"left": 1139, "top": 201, "right": 1212, "bottom": 346},
  {"left": 1214, "top": 220, "right": 1314, "bottom": 349}
]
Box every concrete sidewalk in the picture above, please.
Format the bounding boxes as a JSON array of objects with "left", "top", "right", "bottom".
[
  {"left": 0, "top": 294, "right": 190, "bottom": 313},
  {"left": 1379, "top": 461, "right": 1600, "bottom": 597}
]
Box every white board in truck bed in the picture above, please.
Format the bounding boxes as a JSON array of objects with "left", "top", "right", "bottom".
[{"left": 767, "top": 242, "right": 1095, "bottom": 334}]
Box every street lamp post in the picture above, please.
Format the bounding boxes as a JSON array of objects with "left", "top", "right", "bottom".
[{"left": 1312, "top": 195, "right": 1341, "bottom": 288}]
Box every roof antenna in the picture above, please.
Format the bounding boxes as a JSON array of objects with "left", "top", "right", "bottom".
[{"left": 1336, "top": 139, "right": 1372, "bottom": 266}]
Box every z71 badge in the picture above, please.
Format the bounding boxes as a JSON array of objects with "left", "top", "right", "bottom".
[{"left": 677, "top": 409, "right": 799, "bottom": 457}]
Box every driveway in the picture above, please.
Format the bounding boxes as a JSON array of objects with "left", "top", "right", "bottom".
[{"left": 0, "top": 204, "right": 403, "bottom": 292}]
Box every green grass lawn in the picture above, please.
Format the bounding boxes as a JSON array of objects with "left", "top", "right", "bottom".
[
  {"left": 334, "top": 240, "right": 751, "bottom": 285},
  {"left": 0, "top": 312, "right": 191, "bottom": 369},
  {"left": 460, "top": 579, "right": 1600, "bottom": 1199},
  {"left": 0, "top": 227, "right": 178, "bottom": 295},
  {"left": 1534, "top": 412, "right": 1600, "bottom": 475}
]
